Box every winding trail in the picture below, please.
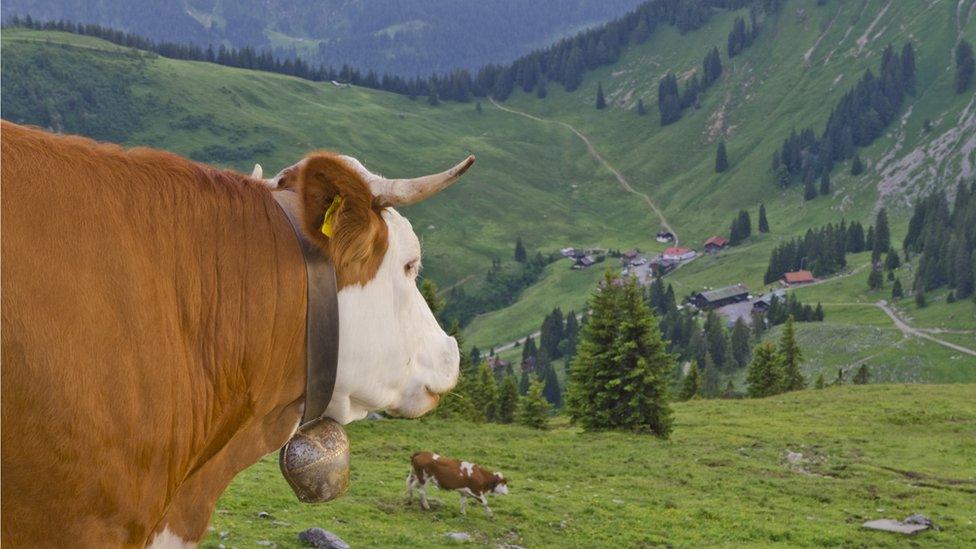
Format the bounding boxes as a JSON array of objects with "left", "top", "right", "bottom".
[
  {"left": 874, "top": 300, "right": 976, "bottom": 357},
  {"left": 489, "top": 98, "right": 678, "bottom": 246}
]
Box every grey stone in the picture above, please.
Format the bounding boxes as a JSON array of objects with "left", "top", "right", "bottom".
[
  {"left": 366, "top": 411, "right": 385, "bottom": 420},
  {"left": 298, "top": 527, "right": 350, "bottom": 549},
  {"left": 257, "top": 511, "right": 272, "bottom": 519},
  {"left": 446, "top": 532, "right": 471, "bottom": 542},
  {"left": 862, "top": 519, "right": 929, "bottom": 535},
  {"left": 904, "top": 514, "right": 935, "bottom": 528}
]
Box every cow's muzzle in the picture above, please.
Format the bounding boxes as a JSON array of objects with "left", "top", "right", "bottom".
[{"left": 279, "top": 417, "right": 350, "bottom": 503}]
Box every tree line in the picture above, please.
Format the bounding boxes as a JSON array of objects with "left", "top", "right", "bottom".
[
  {"left": 5, "top": 1, "right": 780, "bottom": 108},
  {"left": 773, "top": 43, "right": 916, "bottom": 193},
  {"left": 764, "top": 218, "right": 870, "bottom": 283},
  {"left": 903, "top": 181, "right": 976, "bottom": 304}
]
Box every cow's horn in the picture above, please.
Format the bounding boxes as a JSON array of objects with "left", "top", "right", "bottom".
[
  {"left": 251, "top": 163, "right": 263, "bottom": 179},
  {"left": 368, "top": 155, "right": 475, "bottom": 207}
]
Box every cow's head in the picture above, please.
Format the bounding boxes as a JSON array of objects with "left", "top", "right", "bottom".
[{"left": 265, "top": 152, "right": 473, "bottom": 424}]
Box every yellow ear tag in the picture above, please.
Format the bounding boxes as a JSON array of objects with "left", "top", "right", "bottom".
[{"left": 321, "top": 195, "right": 343, "bottom": 238}]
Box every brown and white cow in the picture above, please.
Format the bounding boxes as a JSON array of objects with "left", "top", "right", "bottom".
[
  {"left": 407, "top": 452, "right": 508, "bottom": 517},
  {"left": 0, "top": 120, "right": 473, "bottom": 547}
]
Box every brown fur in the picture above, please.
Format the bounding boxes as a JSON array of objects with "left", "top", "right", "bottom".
[{"left": 0, "top": 121, "right": 387, "bottom": 546}]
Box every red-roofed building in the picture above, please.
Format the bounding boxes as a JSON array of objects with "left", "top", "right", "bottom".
[
  {"left": 703, "top": 236, "right": 728, "bottom": 253},
  {"left": 663, "top": 247, "right": 696, "bottom": 261},
  {"left": 782, "top": 270, "right": 815, "bottom": 285}
]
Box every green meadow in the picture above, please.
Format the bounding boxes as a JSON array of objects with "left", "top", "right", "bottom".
[{"left": 204, "top": 384, "right": 976, "bottom": 547}]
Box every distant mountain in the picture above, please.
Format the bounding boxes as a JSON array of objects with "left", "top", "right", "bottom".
[{"left": 1, "top": 0, "right": 645, "bottom": 75}]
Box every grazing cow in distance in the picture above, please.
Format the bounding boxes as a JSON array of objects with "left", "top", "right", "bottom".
[
  {"left": 407, "top": 451, "right": 509, "bottom": 517},
  {"left": 1, "top": 120, "right": 474, "bottom": 546}
]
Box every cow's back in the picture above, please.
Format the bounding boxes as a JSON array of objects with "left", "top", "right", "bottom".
[{"left": 1, "top": 121, "right": 307, "bottom": 546}]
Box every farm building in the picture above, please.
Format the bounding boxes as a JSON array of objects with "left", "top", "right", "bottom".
[
  {"left": 560, "top": 247, "right": 576, "bottom": 257},
  {"left": 573, "top": 255, "right": 597, "bottom": 269},
  {"left": 752, "top": 289, "right": 786, "bottom": 313},
  {"left": 693, "top": 283, "right": 750, "bottom": 309},
  {"left": 703, "top": 235, "right": 728, "bottom": 253},
  {"left": 662, "top": 247, "right": 696, "bottom": 261},
  {"left": 623, "top": 249, "right": 639, "bottom": 260},
  {"left": 782, "top": 270, "right": 815, "bottom": 285},
  {"left": 656, "top": 231, "right": 675, "bottom": 242}
]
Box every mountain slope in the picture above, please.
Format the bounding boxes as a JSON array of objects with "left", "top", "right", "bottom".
[
  {"left": 2, "top": 0, "right": 974, "bottom": 382},
  {"left": 1, "top": 0, "right": 645, "bottom": 75}
]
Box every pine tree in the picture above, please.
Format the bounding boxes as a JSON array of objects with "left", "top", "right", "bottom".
[
  {"left": 867, "top": 267, "right": 884, "bottom": 290},
  {"left": 884, "top": 250, "right": 901, "bottom": 272},
  {"left": 539, "top": 363, "right": 562, "bottom": 407},
  {"left": 804, "top": 178, "right": 817, "bottom": 201},
  {"left": 567, "top": 274, "right": 674, "bottom": 437},
  {"left": 517, "top": 379, "right": 550, "bottom": 429},
  {"left": 715, "top": 141, "right": 729, "bottom": 173},
  {"left": 475, "top": 101, "right": 483, "bottom": 114},
  {"left": 496, "top": 375, "right": 519, "bottom": 423},
  {"left": 514, "top": 236, "right": 527, "bottom": 262},
  {"left": 704, "top": 310, "right": 731, "bottom": 370},
  {"left": 851, "top": 154, "right": 864, "bottom": 176},
  {"left": 813, "top": 302, "right": 825, "bottom": 321},
  {"left": 778, "top": 316, "right": 805, "bottom": 391},
  {"left": 873, "top": 208, "right": 890, "bottom": 254},
  {"left": 636, "top": 98, "right": 647, "bottom": 116},
  {"left": 746, "top": 342, "right": 782, "bottom": 398},
  {"left": 915, "top": 288, "right": 927, "bottom": 308},
  {"left": 758, "top": 203, "right": 770, "bottom": 233},
  {"left": 522, "top": 335, "right": 537, "bottom": 362},
  {"left": 420, "top": 279, "right": 444, "bottom": 319},
  {"left": 472, "top": 363, "right": 498, "bottom": 421},
  {"left": 536, "top": 77, "right": 548, "bottom": 98},
  {"left": 595, "top": 82, "right": 607, "bottom": 109},
  {"left": 730, "top": 318, "right": 752, "bottom": 369},
  {"left": 901, "top": 42, "right": 917, "bottom": 94},
  {"left": 814, "top": 372, "right": 825, "bottom": 389},
  {"left": 853, "top": 364, "right": 870, "bottom": 385},
  {"left": 680, "top": 363, "right": 701, "bottom": 400},
  {"left": 956, "top": 40, "right": 975, "bottom": 94},
  {"left": 519, "top": 369, "right": 531, "bottom": 395},
  {"left": 427, "top": 83, "right": 440, "bottom": 106},
  {"left": 819, "top": 172, "right": 831, "bottom": 195},
  {"left": 891, "top": 277, "right": 904, "bottom": 299}
]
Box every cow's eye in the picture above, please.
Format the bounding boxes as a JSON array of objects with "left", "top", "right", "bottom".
[{"left": 405, "top": 260, "right": 418, "bottom": 276}]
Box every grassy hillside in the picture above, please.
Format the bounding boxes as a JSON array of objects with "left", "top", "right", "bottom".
[
  {"left": 204, "top": 384, "right": 976, "bottom": 547},
  {"left": 3, "top": 0, "right": 974, "bottom": 379}
]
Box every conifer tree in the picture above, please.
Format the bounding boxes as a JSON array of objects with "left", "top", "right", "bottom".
[
  {"left": 472, "top": 363, "right": 498, "bottom": 421},
  {"left": 514, "top": 236, "right": 527, "bottom": 262},
  {"left": 475, "top": 101, "right": 483, "bottom": 114},
  {"left": 420, "top": 279, "right": 444, "bottom": 319},
  {"left": 891, "top": 277, "right": 904, "bottom": 299},
  {"left": 956, "top": 40, "right": 975, "bottom": 94},
  {"left": 731, "top": 318, "right": 751, "bottom": 369},
  {"left": 680, "top": 363, "right": 701, "bottom": 400},
  {"left": 595, "top": 82, "right": 607, "bottom": 109},
  {"left": 915, "top": 288, "right": 927, "bottom": 308},
  {"left": 814, "top": 372, "right": 825, "bottom": 389},
  {"left": 519, "top": 369, "right": 531, "bottom": 395},
  {"left": 778, "top": 316, "right": 805, "bottom": 391},
  {"left": 873, "top": 208, "right": 890, "bottom": 254},
  {"left": 853, "top": 364, "right": 870, "bottom": 385},
  {"left": 813, "top": 302, "right": 825, "bottom": 321},
  {"left": 758, "top": 203, "right": 770, "bottom": 233},
  {"left": 496, "top": 375, "right": 519, "bottom": 423},
  {"left": 715, "top": 140, "right": 729, "bottom": 173},
  {"left": 536, "top": 77, "right": 548, "bottom": 99},
  {"left": 851, "top": 154, "right": 864, "bottom": 175},
  {"left": 884, "top": 250, "right": 901, "bottom": 272},
  {"left": 427, "top": 83, "right": 440, "bottom": 106},
  {"left": 804, "top": 178, "right": 817, "bottom": 201},
  {"left": 819, "top": 172, "right": 831, "bottom": 195},
  {"left": 517, "top": 379, "right": 550, "bottom": 429},
  {"left": 868, "top": 267, "right": 884, "bottom": 290},
  {"left": 700, "top": 351, "right": 720, "bottom": 397},
  {"left": 567, "top": 274, "right": 673, "bottom": 437},
  {"left": 746, "top": 342, "right": 781, "bottom": 398},
  {"left": 539, "top": 362, "right": 562, "bottom": 407},
  {"left": 522, "top": 335, "right": 537, "bottom": 362},
  {"left": 704, "top": 310, "right": 731, "bottom": 370},
  {"left": 636, "top": 98, "right": 647, "bottom": 116},
  {"left": 901, "top": 42, "right": 917, "bottom": 94}
]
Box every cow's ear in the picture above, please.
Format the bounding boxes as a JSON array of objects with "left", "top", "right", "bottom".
[{"left": 297, "top": 153, "right": 389, "bottom": 287}]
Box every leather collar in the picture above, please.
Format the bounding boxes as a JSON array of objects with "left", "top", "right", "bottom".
[{"left": 270, "top": 190, "right": 340, "bottom": 425}]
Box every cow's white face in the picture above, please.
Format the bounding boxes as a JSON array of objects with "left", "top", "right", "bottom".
[
  {"left": 326, "top": 209, "right": 459, "bottom": 423},
  {"left": 275, "top": 151, "right": 471, "bottom": 425}
]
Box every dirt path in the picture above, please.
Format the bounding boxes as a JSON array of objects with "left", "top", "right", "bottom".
[
  {"left": 437, "top": 274, "right": 475, "bottom": 296},
  {"left": 875, "top": 300, "right": 976, "bottom": 357},
  {"left": 489, "top": 98, "right": 678, "bottom": 246}
]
